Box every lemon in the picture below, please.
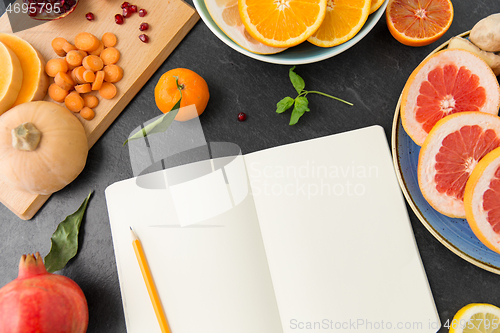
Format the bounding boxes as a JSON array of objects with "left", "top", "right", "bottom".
[{"left": 449, "top": 303, "right": 500, "bottom": 333}]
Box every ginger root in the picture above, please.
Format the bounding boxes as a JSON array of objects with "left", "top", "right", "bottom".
[
  {"left": 470, "top": 13, "right": 500, "bottom": 52},
  {"left": 448, "top": 36, "right": 500, "bottom": 76}
]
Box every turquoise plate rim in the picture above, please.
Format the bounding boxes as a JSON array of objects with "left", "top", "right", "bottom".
[
  {"left": 391, "top": 32, "right": 500, "bottom": 275},
  {"left": 193, "top": 0, "right": 388, "bottom": 65}
]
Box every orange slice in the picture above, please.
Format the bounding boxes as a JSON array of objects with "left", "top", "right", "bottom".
[
  {"left": 205, "top": 0, "right": 287, "bottom": 54},
  {"left": 386, "top": 0, "right": 453, "bottom": 47},
  {"left": 238, "top": 0, "right": 327, "bottom": 48},
  {"left": 370, "top": 0, "right": 385, "bottom": 14},
  {"left": 465, "top": 147, "right": 500, "bottom": 254},
  {"left": 418, "top": 112, "right": 500, "bottom": 218},
  {"left": 308, "top": 0, "right": 371, "bottom": 47},
  {"left": 401, "top": 49, "right": 500, "bottom": 146}
]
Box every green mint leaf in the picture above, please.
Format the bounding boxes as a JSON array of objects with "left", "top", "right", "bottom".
[
  {"left": 276, "top": 96, "right": 295, "bottom": 113},
  {"left": 124, "top": 77, "right": 183, "bottom": 145},
  {"left": 44, "top": 191, "right": 92, "bottom": 273},
  {"left": 289, "top": 97, "right": 309, "bottom": 125},
  {"left": 289, "top": 66, "right": 305, "bottom": 94}
]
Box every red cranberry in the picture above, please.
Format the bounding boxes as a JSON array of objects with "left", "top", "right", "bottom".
[
  {"left": 115, "top": 14, "right": 124, "bottom": 24},
  {"left": 139, "top": 22, "right": 149, "bottom": 31},
  {"left": 139, "top": 34, "right": 149, "bottom": 43},
  {"left": 85, "top": 12, "right": 94, "bottom": 21},
  {"left": 130, "top": 5, "right": 138, "bottom": 13},
  {"left": 121, "top": 2, "right": 130, "bottom": 8},
  {"left": 237, "top": 112, "right": 247, "bottom": 122},
  {"left": 138, "top": 9, "right": 147, "bottom": 17},
  {"left": 123, "top": 7, "right": 132, "bottom": 18}
]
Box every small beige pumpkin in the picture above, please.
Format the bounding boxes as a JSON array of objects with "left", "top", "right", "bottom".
[{"left": 0, "top": 101, "right": 88, "bottom": 195}]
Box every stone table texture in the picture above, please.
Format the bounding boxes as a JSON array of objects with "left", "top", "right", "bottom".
[{"left": 1, "top": 0, "right": 500, "bottom": 332}]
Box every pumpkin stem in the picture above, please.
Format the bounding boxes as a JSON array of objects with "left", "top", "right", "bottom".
[{"left": 12, "top": 122, "right": 41, "bottom": 151}]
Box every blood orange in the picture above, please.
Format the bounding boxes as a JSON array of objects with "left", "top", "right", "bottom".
[
  {"left": 464, "top": 147, "right": 500, "bottom": 254},
  {"left": 402, "top": 49, "right": 500, "bottom": 146},
  {"left": 418, "top": 112, "right": 500, "bottom": 218},
  {"left": 386, "top": 0, "right": 453, "bottom": 47}
]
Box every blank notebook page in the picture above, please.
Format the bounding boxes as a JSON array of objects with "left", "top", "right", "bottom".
[
  {"left": 244, "top": 125, "right": 439, "bottom": 333},
  {"left": 105, "top": 169, "right": 283, "bottom": 333}
]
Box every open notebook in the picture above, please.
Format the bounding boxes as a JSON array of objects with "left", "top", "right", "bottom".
[{"left": 105, "top": 125, "right": 440, "bottom": 333}]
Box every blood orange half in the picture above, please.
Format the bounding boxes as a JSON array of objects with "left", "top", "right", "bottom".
[
  {"left": 401, "top": 49, "right": 500, "bottom": 146},
  {"left": 386, "top": 0, "right": 453, "bottom": 47},
  {"left": 464, "top": 147, "right": 500, "bottom": 254},
  {"left": 418, "top": 112, "right": 500, "bottom": 218}
]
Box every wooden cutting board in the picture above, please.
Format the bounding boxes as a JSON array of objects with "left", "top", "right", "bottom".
[{"left": 0, "top": 0, "right": 199, "bottom": 220}]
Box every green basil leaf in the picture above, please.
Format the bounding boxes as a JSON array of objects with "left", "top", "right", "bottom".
[
  {"left": 295, "top": 96, "right": 310, "bottom": 112},
  {"left": 276, "top": 96, "right": 295, "bottom": 113},
  {"left": 289, "top": 66, "right": 305, "bottom": 94},
  {"left": 289, "top": 97, "right": 309, "bottom": 125},
  {"left": 44, "top": 191, "right": 92, "bottom": 273},
  {"left": 123, "top": 102, "right": 180, "bottom": 145},
  {"left": 124, "top": 77, "right": 183, "bottom": 146}
]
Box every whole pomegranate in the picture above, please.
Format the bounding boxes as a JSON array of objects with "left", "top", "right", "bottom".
[{"left": 0, "top": 253, "right": 88, "bottom": 333}]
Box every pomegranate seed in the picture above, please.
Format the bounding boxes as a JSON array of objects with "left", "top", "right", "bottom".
[
  {"left": 115, "top": 14, "right": 124, "bottom": 24},
  {"left": 139, "top": 34, "right": 149, "bottom": 43},
  {"left": 139, "top": 22, "right": 149, "bottom": 31},
  {"left": 85, "top": 12, "right": 94, "bottom": 21},
  {"left": 237, "top": 112, "right": 247, "bottom": 122},
  {"left": 121, "top": 2, "right": 130, "bottom": 8},
  {"left": 123, "top": 7, "right": 132, "bottom": 18},
  {"left": 138, "top": 9, "right": 147, "bottom": 17},
  {"left": 130, "top": 5, "right": 138, "bottom": 13}
]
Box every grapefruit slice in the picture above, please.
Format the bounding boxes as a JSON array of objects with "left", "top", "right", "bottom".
[
  {"left": 238, "top": 0, "right": 327, "bottom": 48},
  {"left": 418, "top": 112, "right": 500, "bottom": 218},
  {"left": 401, "top": 49, "right": 500, "bottom": 146},
  {"left": 465, "top": 147, "right": 500, "bottom": 254},
  {"left": 205, "top": 0, "right": 287, "bottom": 54},
  {"left": 386, "top": 0, "right": 453, "bottom": 47}
]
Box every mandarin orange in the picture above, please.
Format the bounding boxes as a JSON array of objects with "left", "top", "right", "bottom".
[{"left": 155, "top": 68, "right": 209, "bottom": 122}]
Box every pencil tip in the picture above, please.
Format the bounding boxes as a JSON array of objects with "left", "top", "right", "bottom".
[{"left": 130, "top": 226, "right": 132, "bottom": 230}]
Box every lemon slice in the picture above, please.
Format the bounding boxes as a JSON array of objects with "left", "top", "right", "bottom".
[{"left": 449, "top": 303, "right": 500, "bottom": 333}]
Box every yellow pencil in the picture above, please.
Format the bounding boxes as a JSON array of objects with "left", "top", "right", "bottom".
[{"left": 130, "top": 227, "right": 171, "bottom": 333}]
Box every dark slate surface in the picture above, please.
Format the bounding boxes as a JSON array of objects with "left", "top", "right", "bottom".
[{"left": 1, "top": 1, "right": 500, "bottom": 332}]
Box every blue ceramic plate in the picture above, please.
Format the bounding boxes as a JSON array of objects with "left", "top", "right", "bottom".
[
  {"left": 193, "top": 0, "right": 388, "bottom": 65},
  {"left": 391, "top": 33, "right": 500, "bottom": 274}
]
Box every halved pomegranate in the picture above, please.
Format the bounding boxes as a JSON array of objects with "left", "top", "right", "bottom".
[{"left": 24, "top": 0, "right": 79, "bottom": 21}]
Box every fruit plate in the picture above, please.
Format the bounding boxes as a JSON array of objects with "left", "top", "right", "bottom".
[
  {"left": 392, "top": 32, "right": 500, "bottom": 275},
  {"left": 193, "top": 0, "right": 388, "bottom": 65}
]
